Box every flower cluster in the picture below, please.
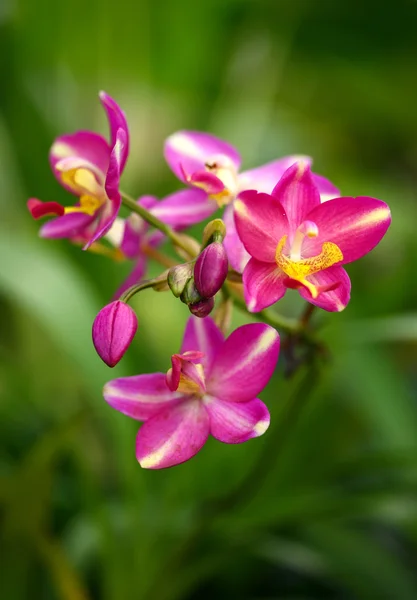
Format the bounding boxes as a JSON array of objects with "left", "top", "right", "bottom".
[{"left": 29, "top": 92, "right": 391, "bottom": 468}]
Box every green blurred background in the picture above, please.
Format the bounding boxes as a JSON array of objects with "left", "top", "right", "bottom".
[{"left": 1, "top": 1, "right": 417, "bottom": 598}]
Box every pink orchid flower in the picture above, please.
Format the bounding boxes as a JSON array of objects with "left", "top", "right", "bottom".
[
  {"left": 28, "top": 92, "right": 129, "bottom": 249},
  {"left": 164, "top": 130, "right": 339, "bottom": 272},
  {"left": 106, "top": 191, "right": 217, "bottom": 297},
  {"left": 234, "top": 161, "right": 391, "bottom": 312},
  {"left": 103, "top": 316, "right": 280, "bottom": 469}
]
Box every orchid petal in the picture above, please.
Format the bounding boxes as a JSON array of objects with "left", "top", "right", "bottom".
[
  {"left": 50, "top": 132, "right": 110, "bottom": 192},
  {"left": 120, "top": 215, "right": 147, "bottom": 259},
  {"left": 180, "top": 316, "right": 224, "bottom": 373},
  {"left": 207, "top": 323, "right": 279, "bottom": 402},
  {"left": 234, "top": 190, "right": 289, "bottom": 262},
  {"left": 99, "top": 91, "right": 130, "bottom": 173},
  {"left": 136, "top": 400, "right": 210, "bottom": 469},
  {"left": 223, "top": 204, "right": 251, "bottom": 273},
  {"left": 147, "top": 230, "right": 165, "bottom": 247},
  {"left": 39, "top": 211, "right": 96, "bottom": 239},
  {"left": 85, "top": 128, "right": 126, "bottom": 248},
  {"left": 166, "top": 353, "right": 206, "bottom": 393},
  {"left": 297, "top": 265, "right": 351, "bottom": 312},
  {"left": 238, "top": 155, "right": 312, "bottom": 194},
  {"left": 312, "top": 173, "right": 341, "bottom": 202},
  {"left": 139, "top": 195, "right": 159, "bottom": 210},
  {"left": 242, "top": 259, "right": 287, "bottom": 312},
  {"left": 103, "top": 373, "right": 182, "bottom": 420},
  {"left": 28, "top": 198, "right": 65, "bottom": 219},
  {"left": 117, "top": 196, "right": 158, "bottom": 258},
  {"left": 188, "top": 170, "right": 226, "bottom": 195},
  {"left": 303, "top": 196, "right": 391, "bottom": 264},
  {"left": 151, "top": 188, "right": 218, "bottom": 227},
  {"left": 271, "top": 162, "right": 320, "bottom": 236},
  {"left": 164, "top": 130, "right": 241, "bottom": 183},
  {"left": 205, "top": 396, "right": 270, "bottom": 443}
]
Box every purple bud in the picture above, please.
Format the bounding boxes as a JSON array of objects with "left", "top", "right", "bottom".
[
  {"left": 92, "top": 301, "right": 138, "bottom": 367},
  {"left": 194, "top": 242, "right": 228, "bottom": 298},
  {"left": 188, "top": 297, "right": 215, "bottom": 318}
]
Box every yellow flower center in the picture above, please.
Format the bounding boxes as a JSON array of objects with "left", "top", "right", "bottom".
[
  {"left": 176, "top": 363, "right": 205, "bottom": 395},
  {"left": 64, "top": 194, "right": 102, "bottom": 216},
  {"left": 59, "top": 168, "right": 105, "bottom": 216},
  {"left": 275, "top": 223, "right": 343, "bottom": 298},
  {"left": 205, "top": 158, "right": 238, "bottom": 207}
]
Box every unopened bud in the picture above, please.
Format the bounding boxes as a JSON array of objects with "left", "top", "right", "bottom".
[
  {"left": 202, "top": 218, "right": 226, "bottom": 247},
  {"left": 180, "top": 278, "right": 202, "bottom": 305},
  {"left": 189, "top": 297, "right": 215, "bottom": 318},
  {"left": 194, "top": 242, "right": 228, "bottom": 298},
  {"left": 167, "top": 262, "right": 194, "bottom": 297},
  {"left": 92, "top": 301, "right": 138, "bottom": 367}
]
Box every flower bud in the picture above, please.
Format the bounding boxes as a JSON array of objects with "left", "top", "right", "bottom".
[
  {"left": 201, "top": 218, "right": 226, "bottom": 247},
  {"left": 180, "top": 278, "right": 202, "bottom": 305},
  {"left": 167, "top": 262, "right": 194, "bottom": 297},
  {"left": 194, "top": 242, "right": 228, "bottom": 298},
  {"left": 92, "top": 301, "right": 138, "bottom": 367},
  {"left": 188, "top": 297, "right": 215, "bottom": 318}
]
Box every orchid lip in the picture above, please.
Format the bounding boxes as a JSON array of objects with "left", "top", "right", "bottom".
[
  {"left": 206, "top": 159, "right": 238, "bottom": 206},
  {"left": 275, "top": 221, "right": 343, "bottom": 298},
  {"left": 64, "top": 194, "right": 103, "bottom": 216}
]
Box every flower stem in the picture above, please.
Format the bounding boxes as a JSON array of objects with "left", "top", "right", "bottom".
[
  {"left": 299, "top": 302, "right": 316, "bottom": 328},
  {"left": 119, "top": 275, "right": 168, "bottom": 303},
  {"left": 121, "top": 192, "right": 198, "bottom": 258}
]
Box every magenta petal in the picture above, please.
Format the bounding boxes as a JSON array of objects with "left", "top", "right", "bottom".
[
  {"left": 234, "top": 191, "right": 289, "bottom": 262},
  {"left": 120, "top": 196, "right": 157, "bottom": 258},
  {"left": 151, "top": 188, "right": 217, "bottom": 228},
  {"left": 147, "top": 230, "right": 165, "bottom": 247},
  {"left": 206, "top": 396, "right": 270, "bottom": 443},
  {"left": 207, "top": 323, "right": 279, "bottom": 403},
  {"left": 120, "top": 216, "right": 146, "bottom": 259},
  {"left": 92, "top": 300, "right": 138, "bottom": 367},
  {"left": 136, "top": 400, "right": 210, "bottom": 469},
  {"left": 223, "top": 204, "right": 251, "bottom": 273},
  {"left": 99, "top": 91, "right": 130, "bottom": 173},
  {"left": 28, "top": 198, "right": 65, "bottom": 219},
  {"left": 113, "top": 255, "right": 147, "bottom": 299},
  {"left": 304, "top": 196, "right": 391, "bottom": 264},
  {"left": 238, "top": 155, "right": 312, "bottom": 194},
  {"left": 166, "top": 353, "right": 206, "bottom": 392},
  {"left": 40, "top": 211, "right": 96, "bottom": 239},
  {"left": 188, "top": 170, "right": 226, "bottom": 195},
  {"left": 180, "top": 316, "right": 224, "bottom": 372},
  {"left": 50, "top": 132, "right": 110, "bottom": 191},
  {"left": 164, "top": 130, "right": 241, "bottom": 183},
  {"left": 312, "top": 173, "right": 341, "bottom": 202},
  {"left": 85, "top": 128, "right": 126, "bottom": 248},
  {"left": 271, "top": 162, "right": 321, "bottom": 235},
  {"left": 103, "top": 373, "right": 182, "bottom": 420},
  {"left": 298, "top": 265, "right": 351, "bottom": 312},
  {"left": 243, "top": 259, "right": 287, "bottom": 312}
]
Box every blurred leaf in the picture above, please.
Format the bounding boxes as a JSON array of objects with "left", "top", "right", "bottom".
[{"left": 303, "top": 523, "right": 417, "bottom": 599}]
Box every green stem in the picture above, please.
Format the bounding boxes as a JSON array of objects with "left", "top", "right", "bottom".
[
  {"left": 119, "top": 276, "right": 167, "bottom": 304},
  {"left": 121, "top": 192, "right": 198, "bottom": 258}
]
